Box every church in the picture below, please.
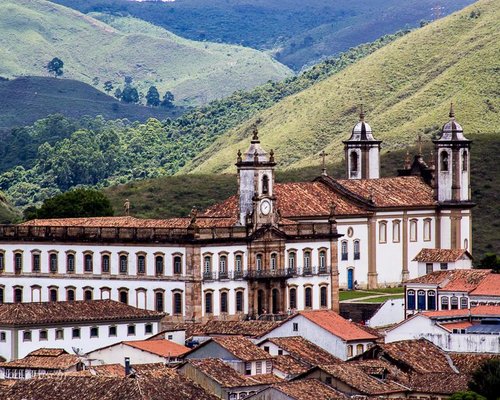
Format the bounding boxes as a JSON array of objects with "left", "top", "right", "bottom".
[{"left": 0, "top": 105, "right": 473, "bottom": 322}]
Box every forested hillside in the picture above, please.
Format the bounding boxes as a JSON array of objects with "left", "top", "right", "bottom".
[
  {"left": 184, "top": 0, "right": 499, "bottom": 174},
  {"left": 0, "top": 0, "right": 290, "bottom": 105},
  {"left": 51, "top": 0, "right": 474, "bottom": 70}
]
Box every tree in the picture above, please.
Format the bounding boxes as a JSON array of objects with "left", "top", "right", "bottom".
[
  {"left": 103, "top": 81, "right": 114, "bottom": 94},
  {"left": 146, "top": 86, "right": 161, "bottom": 106},
  {"left": 161, "top": 91, "right": 175, "bottom": 108},
  {"left": 469, "top": 358, "right": 500, "bottom": 400},
  {"left": 476, "top": 253, "right": 500, "bottom": 273},
  {"left": 47, "top": 57, "right": 64, "bottom": 77},
  {"left": 114, "top": 88, "right": 122, "bottom": 100},
  {"left": 31, "top": 189, "right": 114, "bottom": 219},
  {"left": 124, "top": 76, "right": 133, "bottom": 85},
  {"left": 121, "top": 86, "right": 139, "bottom": 104},
  {"left": 451, "top": 391, "right": 487, "bottom": 400}
]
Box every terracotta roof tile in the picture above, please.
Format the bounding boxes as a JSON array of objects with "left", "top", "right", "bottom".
[
  {"left": 0, "top": 349, "right": 80, "bottom": 370},
  {"left": 298, "top": 310, "right": 377, "bottom": 341},
  {"left": 406, "top": 269, "right": 491, "bottom": 292},
  {"left": 471, "top": 273, "right": 500, "bottom": 296},
  {"left": 413, "top": 248, "right": 472, "bottom": 262},
  {"left": 210, "top": 336, "right": 272, "bottom": 361},
  {"left": 422, "top": 305, "right": 500, "bottom": 318},
  {"left": 271, "top": 355, "right": 310, "bottom": 375},
  {"left": 408, "top": 372, "right": 469, "bottom": 394},
  {"left": 348, "top": 359, "right": 410, "bottom": 386},
  {"left": 271, "top": 379, "right": 348, "bottom": 400},
  {"left": 123, "top": 339, "right": 189, "bottom": 358},
  {"left": 438, "top": 321, "right": 474, "bottom": 332},
  {"left": 449, "top": 353, "right": 500, "bottom": 375},
  {"left": 0, "top": 300, "right": 163, "bottom": 326}
]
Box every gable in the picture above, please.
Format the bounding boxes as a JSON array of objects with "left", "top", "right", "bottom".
[{"left": 183, "top": 341, "right": 240, "bottom": 361}]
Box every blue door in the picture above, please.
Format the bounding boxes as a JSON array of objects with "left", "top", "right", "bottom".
[{"left": 347, "top": 269, "right": 354, "bottom": 290}]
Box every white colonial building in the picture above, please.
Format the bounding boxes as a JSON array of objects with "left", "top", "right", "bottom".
[{"left": 0, "top": 106, "right": 473, "bottom": 321}]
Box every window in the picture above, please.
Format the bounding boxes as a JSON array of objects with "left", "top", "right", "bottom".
[
  {"left": 23, "top": 331, "right": 32, "bottom": 342},
  {"left": 426, "top": 263, "right": 433, "bottom": 274},
  {"left": 14, "top": 287, "right": 23, "bottom": 303},
  {"left": 245, "top": 362, "right": 251, "bottom": 375},
  {"left": 424, "top": 219, "right": 432, "bottom": 241},
  {"left": 72, "top": 328, "right": 81, "bottom": 339},
  {"left": 127, "top": 325, "right": 136, "bottom": 336},
  {"left": 441, "top": 296, "right": 449, "bottom": 310},
  {"left": 49, "top": 253, "right": 58, "bottom": 273},
  {"left": 220, "top": 291, "right": 228, "bottom": 313},
  {"left": 266, "top": 360, "right": 272, "bottom": 374},
  {"left": 32, "top": 253, "right": 41, "bottom": 272},
  {"left": 293, "top": 322, "right": 299, "bottom": 332},
  {"left": 173, "top": 255, "right": 182, "bottom": 275},
  {"left": 407, "top": 290, "right": 416, "bottom": 310},
  {"left": 461, "top": 297, "right": 468, "bottom": 309},
  {"left": 173, "top": 292, "right": 183, "bottom": 315},
  {"left": 0, "top": 252, "right": 4, "bottom": 272},
  {"left": 319, "top": 250, "right": 327, "bottom": 270},
  {"left": 264, "top": 346, "right": 270, "bottom": 353},
  {"left": 119, "top": 254, "right": 128, "bottom": 274},
  {"left": 155, "top": 291, "right": 164, "bottom": 312},
  {"left": 235, "top": 255, "right": 243, "bottom": 273},
  {"left": 350, "top": 151, "right": 359, "bottom": 174},
  {"left": 137, "top": 254, "right": 146, "bottom": 274},
  {"left": 119, "top": 290, "right": 128, "bottom": 304},
  {"left": 451, "top": 296, "right": 459, "bottom": 310},
  {"left": 203, "top": 255, "right": 212, "bottom": 275},
  {"left": 270, "top": 253, "right": 277, "bottom": 270},
  {"left": 462, "top": 150, "right": 468, "bottom": 171},
  {"left": 84, "top": 253, "right": 93, "bottom": 273},
  {"left": 341, "top": 241, "right": 348, "bottom": 260},
  {"left": 379, "top": 222, "right": 387, "bottom": 244},
  {"left": 67, "top": 288, "right": 75, "bottom": 302},
  {"left": 417, "top": 290, "right": 426, "bottom": 310},
  {"left": 289, "top": 288, "right": 297, "bottom": 309},
  {"left": 90, "top": 327, "right": 99, "bottom": 338},
  {"left": 109, "top": 326, "right": 117, "bottom": 337},
  {"left": 145, "top": 324, "right": 153, "bottom": 334},
  {"left": 288, "top": 251, "right": 296, "bottom": 271},
  {"left": 0, "top": 287, "right": 3, "bottom": 304},
  {"left": 14, "top": 252, "right": 23, "bottom": 272},
  {"left": 256, "top": 361, "right": 262, "bottom": 374},
  {"left": 39, "top": 330, "right": 48, "bottom": 341},
  {"left": 392, "top": 220, "right": 400, "bottom": 243},
  {"left": 326, "top": 377, "right": 332, "bottom": 385},
  {"left": 304, "top": 287, "right": 312, "bottom": 308},
  {"left": 49, "top": 288, "right": 58, "bottom": 302},
  {"left": 441, "top": 151, "right": 449, "bottom": 171},
  {"left": 440, "top": 263, "right": 448, "bottom": 270},
  {"left": 82, "top": 288, "right": 92, "bottom": 301},
  {"left": 427, "top": 290, "right": 436, "bottom": 310},
  {"left": 155, "top": 256, "right": 164, "bottom": 275},
  {"left": 205, "top": 292, "right": 213, "bottom": 314},
  {"left": 55, "top": 329, "right": 64, "bottom": 340},
  {"left": 277, "top": 349, "right": 283, "bottom": 355},
  {"left": 303, "top": 251, "right": 311, "bottom": 271},
  {"left": 356, "top": 344, "right": 364, "bottom": 355},
  {"left": 66, "top": 253, "right": 75, "bottom": 273},
  {"left": 219, "top": 255, "right": 227, "bottom": 275},
  {"left": 262, "top": 175, "right": 269, "bottom": 194},
  {"left": 236, "top": 291, "right": 244, "bottom": 312},
  {"left": 320, "top": 286, "right": 328, "bottom": 308},
  {"left": 101, "top": 254, "right": 110, "bottom": 273},
  {"left": 347, "top": 345, "right": 353, "bottom": 358},
  {"left": 464, "top": 238, "right": 469, "bottom": 250},
  {"left": 353, "top": 240, "right": 360, "bottom": 260},
  {"left": 410, "top": 219, "right": 418, "bottom": 242},
  {"left": 256, "top": 254, "right": 263, "bottom": 271}
]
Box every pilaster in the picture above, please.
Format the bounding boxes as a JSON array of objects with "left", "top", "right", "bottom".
[
  {"left": 367, "top": 217, "right": 378, "bottom": 289},
  {"left": 330, "top": 238, "right": 340, "bottom": 313},
  {"left": 402, "top": 212, "right": 409, "bottom": 282}
]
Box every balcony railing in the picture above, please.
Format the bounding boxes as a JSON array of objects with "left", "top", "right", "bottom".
[
  {"left": 354, "top": 252, "right": 360, "bottom": 260},
  {"left": 202, "top": 266, "right": 332, "bottom": 281}
]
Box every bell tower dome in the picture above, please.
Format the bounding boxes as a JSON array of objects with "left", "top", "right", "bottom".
[{"left": 343, "top": 106, "right": 381, "bottom": 179}]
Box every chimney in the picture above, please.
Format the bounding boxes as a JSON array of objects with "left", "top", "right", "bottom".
[{"left": 124, "top": 357, "right": 131, "bottom": 376}]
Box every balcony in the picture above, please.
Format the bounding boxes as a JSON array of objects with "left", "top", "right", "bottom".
[
  {"left": 341, "top": 253, "right": 348, "bottom": 261},
  {"left": 354, "top": 252, "right": 360, "bottom": 260},
  {"left": 244, "top": 268, "right": 294, "bottom": 280},
  {"left": 202, "top": 266, "right": 332, "bottom": 281}
]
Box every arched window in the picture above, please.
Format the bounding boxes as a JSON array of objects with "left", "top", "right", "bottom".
[
  {"left": 304, "top": 287, "right": 312, "bottom": 308},
  {"left": 423, "top": 219, "right": 432, "bottom": 241},
  {"left": 84, "top": 253, "right": 93, "bottom": 273},
  {"left": 84, "top": 288, "right": 93, "bottom": 301},
  {"left": 288, "top": 251, "right": 296, "bottom": 271},
  {"left": 49, "top": 253, "right": 58, "bottom": 273},
  {"left": 410, "top": 219, "right": 418, "bottom": 242},
  {"left": 303, "top": 250, "right": 311, "bottom": 271},
  {"left": 219, "top": 255, "right": 227, "bottom": 276},
  {"left": 460, "top": 296, "right": 468, "bottom": 309},
  {"left": 256, "top": 254, "right": 263, "bottom": 271},
  {"left": 270, "top": 253, "right": 277, "bottom": 270},
  {"left": 173, "top": 255, "right": 182, "bottom": 275},
  {"left": 341, "top": 241, "right": 348, "bottom": 260},
  {"left": 440, "top": 151, "right": 449, "bottom": 171},
  {"left": 427, "top": 290, "right": 436, "bottom": 310},
  {"left": 289, "top": 287, "right": 297, "bottom": 309},
  {"left": 101, "top": 254, "right": 110, "bottom": 274},
  {"left": 14, "top": 252, "right": 23, "bottom": 273},
  {"left": 205, "top": 292, "right": 213, "bottom": 314},
  {"left": 66, "top": 253, "right": 75, "bottom": 273},
  {"left": 407, "top": 290, "right": 416, "bottom": 310},
  {"left": 204, "top": 256, "right": 212, "bottom": 274},
  {"left": 379, "top": 222, "right": 387, "bottom": 243},
  {"left": 155, "top": 291, "right": 164, "bottom": 312},
  {"left": 0, "top": 287, "right": 4, "bottom": 304},
  {"left": 350, "top": 151, "right": 358, "bottom": 173},
  {"left": 155, "top": 255, "right": 164, "bottom": 275},
  {"left": 320, "top": 286, "right": 328, "bottom": 308},
  {"left": 235, "top": 255, "right": 243, "bottom": 272},
  {"left": 119, "top": 289, "right": 128, "bottom": 304},
  {"left": 32, "top": 252, "right": 41, "bottom": 273},
  {"left": 451, "top": 296, "right": 459, "bottom": 310},
  {"left": 14, "top": 287, "right": 23, "bottom": 303},
  {"left": 462, "top": 150, "right": 468, "bottom": 171},
  {"left": 353, "top": 240, "right": 360, "bottom": 260},
  {"left": 220, "top": 291, "right": 228, "bottom": 313},
  {"left": 137, "top": 254, "right": 146, "bottom": 274},
  {"left": 356, "top": 344, "right": 364, "bottom": 355},
  {"left": 464, "top": 238, "right": 469, "bottom": 250},
  {"left": 347, "top": 345, "right": 353, "bottom": 358},
  {"left": 173, "top": 292, "right": 183, "bottom": 315},
  {"left": 417, "top": 290, "right": 426, "bottom": 310},
  {"left": 236, "top": 291, "right": 244, "bottom": 312},
  {"left": 262, "top": 175, "right": 269, "bottom": 194},
  {"left": 392, "top": 220, "right": 401, "bottom": 243},
  {"left": 0, "top": 251, "right": 4, "bottom": 273},
  {"left": 67, "top": 288, "right": 75, "bottom": 302},
  {"left": 49, "top": 288, "right": 58, "bottom": 302},
  {"left": 119, "top": 254, "right": 128, "bottom": 275},
  {"left": 441, "top": 296, "right": 449, "bottom": 310}
]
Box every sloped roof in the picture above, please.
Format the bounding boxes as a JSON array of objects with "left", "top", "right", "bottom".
[
  {"left": 449, "top": 353, "right": 500, "bottom": 375},
  {"left": 422, "top": 305, "right": 500, "bottom": 319},
  {"left": 406, "top": 269, "right": 491, "bottom": 292},
  {"left": 471, "top": 273, "right": 500, "bottom": 296},
  {"left": 271, "top": 355, "right": 310, "bottom": 376},
  {"left": 0, "top": 300, "right": 163, "bottom": 326},
  {"left": 123, "top": 339, "right": 189, "bottom": 358},
  {"left": 413, "top": 248, "right": 472, "bottom": 262},
  {"left": 438, "top": 321, "right": 474, "bottom": 332},
  {"left": 0, "top": 349, "right": 79, "bottom": 370},
  {"left": 271, "top": 379, "right": 348, "bottom": 400},
  {"left": 408, "top": 372, "right": 469, "bottom": 394},
  {"left": 298, "top": 310, "right": 377, "bottom": 341},
  {"left": 209, "top": 336, "right": 272, "bottom": 361}
]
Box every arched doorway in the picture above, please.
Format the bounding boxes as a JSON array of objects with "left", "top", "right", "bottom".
[
  {"left": 347, "top": 268, "right": 354, "bottom": 290},
  {"left": 272, "top": 288, "right": 280, "bottom": 314},
  {"left": 257, "top": 290, "right": 265, "bottom": 315}
]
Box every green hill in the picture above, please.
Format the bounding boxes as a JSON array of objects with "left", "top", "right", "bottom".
[
  {"left": 184, "top": 0, "right": 499, "bottom": 174},
  {"left": 0, "top": 0, "right": 291, "bottom": 106},
  {"left": 0, "top": 192, "right": 20, "bottom": 223},
  {"left": 0, "top": 76, "right": 181, "bottom": 136}
]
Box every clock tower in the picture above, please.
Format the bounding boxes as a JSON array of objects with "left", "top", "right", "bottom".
[{"left": 236, "top": 127, "right": 277, "bottom": 227}]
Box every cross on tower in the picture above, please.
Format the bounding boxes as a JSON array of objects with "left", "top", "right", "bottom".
[{"left": 319, "top": 150, "right": 329, "bottom": 176}]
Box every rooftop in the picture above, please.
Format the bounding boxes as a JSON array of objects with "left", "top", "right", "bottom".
[
  {"left": 449, "top": 353, "right": 500, "bottom": 375},
  {"left": 271, "top": 355, "right": 310, "bottom": 376},
  {"left": 406, "top": 269, "right": 491, "bottom": 292},
  {"left": 123, "top": 339, "right": 189, "bottom": 358},
  {"left": 209, "top": 336, "right": 272, "bottom": 361},
  {"left": 270, "top": 379, "right": 348, "bottom": 400},
  {"left": 471, "top": 273, "right": 500, "bottom": 296},
  {"left": 0, "top": 300, "right": 164, "bottom": 327},
  {"left": 422, "top": 305, "right": 500, "bottom": 319},
  {"left": 412, "top": 248, "right": 472, "bottom": 263},
  {"left": 298, "top": 310, "right": 377, "bottom": 341},
  {"left": 0, "top": 349, "right": 80, "bottom": 371}
]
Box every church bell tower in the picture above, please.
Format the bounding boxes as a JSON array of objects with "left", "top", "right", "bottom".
[{"left": 343, "top": 106, "right": 381, "bottom": 179}]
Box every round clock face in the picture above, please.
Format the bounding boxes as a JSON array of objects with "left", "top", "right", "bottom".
[{"left": 260, "top": 200, "right": 271, "bottom": 215}]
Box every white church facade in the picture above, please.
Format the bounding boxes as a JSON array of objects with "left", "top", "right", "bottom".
[{"left": 0, "top": 105, "right": 473, "bottom": 321}]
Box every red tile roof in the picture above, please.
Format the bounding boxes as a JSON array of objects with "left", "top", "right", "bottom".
[
  {"left": 471, "top": 273, "right": 500, "bottom": 296},
  {"left": 0, "top": 300, "right": 163, "bottom": 326},
  {"left": 422, "top": 305, "right": 500, "bottom": 319},
  {"left": 438, "top": 321, "right": 474, "bottom": 332},
  {"left": 271, "top": 355, "right": 310, "bottom": 376},
  {"left": 298, "top": 310, "right": 377, "bottom": 341},
  {"left": 271, "top": 379, "right": 348, "bottom": 400},
  {"left": 0, "top": 349, "right": 80, "bottom": 370},
  {"left": 406, "top": 269, "right": 491, "bottom": 292},
  {"left": 449, "top": 353, "right": 500, "bottom": 374},
  {"left": 413, "top": 248, "right": 472, "bottom": 262},
  {"left": 123, "top": 339, "right": 189, "bottom": 358},
  {"left": 209, "top": 335, "right": 272, "bottom": 361}
]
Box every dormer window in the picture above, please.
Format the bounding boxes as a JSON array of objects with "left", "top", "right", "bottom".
[{"left": 262, "top": 175, "right": 269, "bottom": 194}]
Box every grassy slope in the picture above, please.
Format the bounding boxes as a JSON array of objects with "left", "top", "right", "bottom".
[
  {"left": 0, "top": 76, "right": 181, "bottom": 136},
  {"left": 185, "top": 0, "right": 499, "bottom": 174},
  {"left": 0, "top": 0, "right": 291, "bottom": 106},
  {"left": 0, "top": 192, "right": 20, "bottom": 223}
]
